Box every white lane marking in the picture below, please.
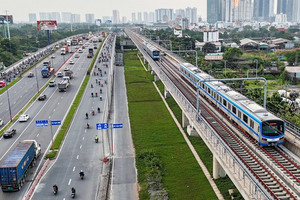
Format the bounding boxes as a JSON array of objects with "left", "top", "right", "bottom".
[
  {"left": 80, "top": 145, "right": 82, "bottom": 149},
  {"left": 36, "top": 133, "right": 39, "bottom": 137},
  {"left": 48, "top": 116, "right": 51, "bottom": 119},
  {"left": 53, "top": 109, "right": 56, "bottom": 112},
  {"left": 68, "top": 179, "right": 72, "bottom": 185},
  {"left": 85, "top": 129, "right": 87, "bottom": 133},
  {"left": 63, "top": 198, "right": 65, "bottom": 200},
  {"left": 76, "top": 155, "right": 79, "bottom": 159},
  {"left": 73, "top": 166, "right": 76, "bottom": 172},
  {"left": 82, "top": 137, "right": 85, "bottom": 140},
  {"left": 61, "top": 96, "right": 63, "bottom": 99}
]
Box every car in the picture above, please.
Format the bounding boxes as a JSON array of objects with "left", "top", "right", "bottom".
[
  {"left": 18, "top": 114, "right": 30, "bottom": 122},
  {"left": 85, "top": 44, "right": 88, "bottom": 47},
  {"left": 57, "top": 72, "right": 63, "bottom": 77},
  {"left": 70, "top": 49, "right": 74, "bottom": 53},
  {"left": 0, "top": 119, "right": 4, "bottom": 126},
  {"left": 28, "top": 72, "right": 34, "bottom": 78},
  {"left": 94, "top": 46, "right": 97, "bottom": 49},
  {"left": 82, "top": 46, "right": 85, "bottom": 49},
  {"left": 3, "top": 129, "right": 16, "bottom": 138},
  {"left": 49, "top": 80, "right": 56, "bottom": 87},
  {"left": 78, "top": 49, "right": 83, "bottom": 53},
  {"left": 69, "top": 60, "right": 74, "bottom": 65},
  {"left": 0, "top": 81, "right": 5, "bottom": 88},
  {"left": 51, "top": 55, "right": 55, "bottom": 59},
  {"left": 64, "top": 67, "right": 70, "bottom": 71},
  {"left": 38, "top": 94, "right": 47, "bottom": 101},
  {"left": 75, "top": 54, "right": 80, "bottom": 58}
]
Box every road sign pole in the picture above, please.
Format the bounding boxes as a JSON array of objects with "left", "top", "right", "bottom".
[
  {"left": 111, "top": 123, "right": 113, "bottom": 155},
  {"left": 50, "top": 121, "right": 54, "bottom": 148}
]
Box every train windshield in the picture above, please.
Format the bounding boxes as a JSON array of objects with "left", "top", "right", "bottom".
[
  {"left": 153, "top": 51, "right": 160, "bottom": 56},
  {"left": 262, "top": 120, "right": 284, "bottom": 136}
]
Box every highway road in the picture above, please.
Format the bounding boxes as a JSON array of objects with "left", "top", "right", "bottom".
[
  {"left": 0, "top": 47, "right": 73, "bottom": 127},
  {"left": 110, "top": 64, "right": 138, "bottom": 200},
  {"left": 31, "top": 37, "right": 112, "bottom": 199},
  {"left": 0, "top": 39, "right": 100, "bottom": 200}
]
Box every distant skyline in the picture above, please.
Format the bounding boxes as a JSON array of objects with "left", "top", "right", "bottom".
[{"left": 3, "top": 0, "right": 206, "bottom": 22}]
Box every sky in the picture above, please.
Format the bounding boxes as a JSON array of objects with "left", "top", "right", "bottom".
[{"left": 2, "top": 0, "right": 207, "bottom": 22}]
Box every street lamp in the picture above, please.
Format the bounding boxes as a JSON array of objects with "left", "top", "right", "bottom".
[
  {"left": 34, "top": 65, "right": 39, "bottom": 92},
  {"left": 224, "top": 60, "right": 227, "bottom": 77},
  {"left": 6, "top": 83, "right": 12, "bottom": 122}
]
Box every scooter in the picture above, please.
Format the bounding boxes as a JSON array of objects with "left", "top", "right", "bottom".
[
  {"left": 95, "top": 138, "right": 99, "bottom": 143},
  {"left": 53, "top": 186, "right": 58, "bottom": 195},
  {"left": 97, "top": 107, "right": 100, "bottom": 113},
  {"left": 71, "top": 192, "right": 75, "bottom": 198},
  {"left": 80, "top": 173, "right": 84, "bottom": 180},
  {"left": 87, "top": 123, "right": 90, "bottom": 129},
  {"left": 92, "top": 110, "right": 95, "bottom": 116}
]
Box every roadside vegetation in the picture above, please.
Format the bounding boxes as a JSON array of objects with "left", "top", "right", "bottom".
[{"left": 124, "top": 51, "right": 218, "bottom": 199}]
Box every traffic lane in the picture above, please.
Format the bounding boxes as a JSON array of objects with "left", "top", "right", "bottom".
[
  {"left": 111, "top": 66, "right": 138, "bottom": 200},
  {"left": 32, "top": 80, "right": 105, "bottom": 200}
]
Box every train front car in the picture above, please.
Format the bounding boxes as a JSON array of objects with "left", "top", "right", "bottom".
[{"left": 260, "top": 117, "right": 285, "bottom": 146}]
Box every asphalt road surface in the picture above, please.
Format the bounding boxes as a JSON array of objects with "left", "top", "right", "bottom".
[{"left": 0, "top": 40, "right": 98, "bottom": 200}]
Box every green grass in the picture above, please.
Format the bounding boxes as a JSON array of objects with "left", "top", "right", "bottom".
[{"left": 125, "top": 51, "right": 218, "bottom": 200}]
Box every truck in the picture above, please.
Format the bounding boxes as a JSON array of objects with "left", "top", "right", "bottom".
[
  {"left": 71, "top": 38, "right": 78, "bottom": 46},
  {"left": 58, "top": 76, "right": 70, "bottom": 92},
  {"left": 0, "top": 140, "right": 41, "bottom": 192},
  {"left": 61, "top": 45, "right": 69, "bottom": 55},
  {"left": 87, "top": 48, "right": 94, "bottom": 58},
  {"left": 67, "top": 40, "right": 71, "bottom": 46},
  {"left": 64, "top": 69, "right": 73, "bottom": 79},
  {"left": 41, "top": 61, "right": 54, "bottom": 78}
]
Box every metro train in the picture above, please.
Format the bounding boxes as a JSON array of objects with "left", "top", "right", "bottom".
[
  {"left": 179, "top": 63, "right": 284, "bottom": 146},
  {"left": 143, "top": 41, "right": 161, "bottom": 60}
]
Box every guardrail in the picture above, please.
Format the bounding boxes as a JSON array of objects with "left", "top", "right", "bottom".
[{"left": 126, "top": 30, "right": 272, "bottom": 199}]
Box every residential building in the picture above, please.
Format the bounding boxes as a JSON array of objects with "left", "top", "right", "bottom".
[
  {"left": 112, "top": 10, "right": 120, "bottom": 24},
  {"left": 28, "top": 13, "right": 36, "bottom": 23},
  {"left": 203, "top": 30, "right": 219, "bottom": 42},
  {"left": 72, "top": 14, "right": 80, "bottom": 23},
  {"left": 207, "top": 0, "right": 223, "bottom": 23},
  {"left": 122, "top": 16, "right": 127, "bottom": 24},
  {"left": 155, "top": 9, "right": 174, "bottom": 23},
  {"left": 175, "top": 9, "right": 185, "bottom": 19},
  {"left": 131, "top": 13, "right": 136, "bottom": 23},
  {"left": 61, "top": 12, "right": 72, "bottom": 23},
  {"left": 149, "top": 12, "right": 155, "bottom": 23},
  {"left": 85, "top": 14, "right": 95, "bottom": 23},
  {"left": 143, "top": 12, "right": 148, "bottom": 23},
  {"left": 186, "top": 7, "right": 197, "bottom": 24},
  {"left": 137, "top": 12, "right": 142, "bottom": 23}
]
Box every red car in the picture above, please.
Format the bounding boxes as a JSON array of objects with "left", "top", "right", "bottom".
[
  {"left": 0, "top": 81, "right": 5, "bottom": 88},
  {"left": 38, "top": 94, "right": 47, "bottom": 101}
]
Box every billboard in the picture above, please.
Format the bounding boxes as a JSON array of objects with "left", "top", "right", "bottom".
[
  {"left": 37, "top": 20, "right": 57, "bottom": 31},
  {"left": 0, "top": 15, "right": 13, "bottom": 24}
]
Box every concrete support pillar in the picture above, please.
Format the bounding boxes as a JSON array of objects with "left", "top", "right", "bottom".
[
  {"left": 187, "top": 125, "right": 198, "bottom": 137},
  {"left": 164, "top": 87, "right": 171, "bottom": 99},
  {"left": 154, "top": 75, "right": 160, "bottom": 82},
  {"left": 182, "top": 112, "right": 189, "bottom": 128},
  {"left": 213, "top": 156, "right": 226, "bottom": 179},
  {"left": 121, "top": 45, "right": 124, "bottom": 51}
]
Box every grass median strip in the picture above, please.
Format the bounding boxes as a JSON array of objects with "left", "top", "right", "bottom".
[{"left": 124, "top": 51, "right": 218, "bottom": 199}]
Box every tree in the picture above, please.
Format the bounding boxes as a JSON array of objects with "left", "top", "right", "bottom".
[
  {"left": 223, "top": 47, "right": 243, "bottom": 62},
  {"left": 202, "top": 42, "right": 217, "bottom": 53}
]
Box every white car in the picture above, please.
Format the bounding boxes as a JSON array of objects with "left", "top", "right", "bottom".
[
  {"left": 51, "top": 55, "right": 55, "bottom": 59},
  {"left": 69, "top": 60, "right": 74, "bottom": 65},
  {"left": 18, "top": 114, "right": 30, "bottom": 122},
  {"left": 0, "top": 119, "right": 4, "bottom": 126},
  {"left": 75, "top": 54, "right": 80, "bottom": 58}
]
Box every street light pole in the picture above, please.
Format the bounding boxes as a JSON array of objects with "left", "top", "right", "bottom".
[
  {"left": 6, "top": 83, "right": 12, "bottom": 122},
  {"left": 224, "top": 60, "right": 227, "bottom": 76},
  {"left": 34, "top": 65, "right": 39, "bottom": 92},
  {"left": 255, "top": 59, "right": 258, "bottom": 78}
]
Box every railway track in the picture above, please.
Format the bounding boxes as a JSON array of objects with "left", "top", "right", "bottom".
[{"left": 127, "top": 29, "right": 300, "bottom": 199}]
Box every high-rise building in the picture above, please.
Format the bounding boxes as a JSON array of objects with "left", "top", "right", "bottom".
[
  {"left": 131, "top": 13, "right": 136, "bottom": 23},
  {"left": 149, "top": 12, "right": 155, "bottom": 23},
  {"left": 292, "top": 0, "right": 300, "bottom": 22},
  {"left": 155, "top": 9, "right": 174, "bottom": 23},
  {"left": 233, "top": 0, "right": 252, "bottom": 22},
  {"left": 28, "top": 13, "right": 36, "bottom": 23},
  {"left": 122, "top": 16, "right": 127, "bottom": 24},
  {"left": 137, "top": 12, "right": 142, "bottom": 23},
  {"left": 182, "top": 18, "right": 189, "bottom": 29},
  {"left": 39, "top": 12, "right": 50, "bottom": 20},
  {"left": 253, "top": 0, "right": 274, "bottom": 22},
  {"left": 61, "top": 12, "right": 72, "bottom": 23},
  {"left": 175, "top": 9, "right": 185, "bottom": 19},
  {"left": 143, "top": 12, "right": 148, "bottom": 23},
  {"left": 85, "top": 14, "right": 95, "bottom": 23},
  {"left": 207, "top": 0, "right": 223, "bottom": 24},
  {"left": 112, "top": 10, "right": 120, "bottom": 24},
  {"left": 277, "top": 0, "right": 287, "bottom": 14},
  {"left": 72, "top": 14, "right": 81, "bottom": 23},
  {"left": 51, "top": 12, "right": 61, "bottom": 23},
  {"left": 185, "top": 7, "right": 197, "bottom": 24}
]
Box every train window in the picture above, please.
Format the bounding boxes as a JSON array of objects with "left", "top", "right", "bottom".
[
  {"left": 250, "top": 120, "right": 254, "bottom": 129},
  {"left": 213, "top": 92, "right": 216, "bottom": 98},
  {"left": 243, "top": 114, "right": 248, "bottom": 124},
  {"left": 201, "top": 83, "right": 204, "bottom": 88},
  {"left": 223, "top": 99, "right": 227, "bottom": 107},
  {"left": 257, "top": 126, "right": 260, "bottom": 132},
  {"left": 208, "top": 88, "right": 210, "bottom": 94},
  {"left": 228, "top": 103, "right": 231, "bottom": 110},
  {"left": 232, "top": 106, "right": 236, "bottom": 114},
  {"left": 238, "top": 110, "right": 241, "bottom": 118}
]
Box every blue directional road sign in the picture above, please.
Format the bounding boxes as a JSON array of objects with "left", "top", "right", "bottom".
[
  {"left": 36, "top": 120, "right": 49, "bottom": 127},
  {"left": 96, "top": 123, "right": 109, "bottom": 130},
  {"left": 113, "top": 123, "right": 123, "bottom": 129},
  {"left": 51, "top": 120, "right": 61, "bottom": 126}
]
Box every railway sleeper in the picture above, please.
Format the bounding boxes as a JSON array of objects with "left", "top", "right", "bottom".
[
  {"left": 267, "top": 185, "right": 280, "bottom": 189},
  {"left": 272, "top": 188, "right": 285, "bottom": 193}
]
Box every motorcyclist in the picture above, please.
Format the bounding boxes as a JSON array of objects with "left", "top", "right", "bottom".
[
  {"left": 97, "top": 107, "right": 100, "bottom": 113},
  {"left": 100, "top": 96, "right": 102, "bottom": 101},
  {"left": 79, "top": 170, "right": 84, "bottom": 178},
  {"left": 53, "top": 184, "right": 58, "bottom": 194},
  {"left": 71, "top": 187, "right": 76, "bottom": 197},
  {"left": 91, "top": 92, "right": 94, "bottom": 97},
  {"left": 95, "top": 135, "right": 99, "bottom": 143},
  {"left": 91, "top": 83, "right": 93, "bottom": 88},
  {"left": 86, "top": 113, "right": 88, "bottom": 119},
  {"left": 100, "top": 89, "right": 102, "bottom": 94},
  {"left": 87, "top": 123, "right": 90, "bottom": 129},
  {"left": 92, "top": 110, "right": 95, "bottom": 115}
]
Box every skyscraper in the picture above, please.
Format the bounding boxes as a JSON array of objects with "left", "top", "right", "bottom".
[
  {"left": 28, "top": 13, "right": 36, "bottom": 23},
  {"left": 185, "top": 7, "right": 197, "bottom": 24},
  {"left": 149, "top": 12, "right": 155, "bottom": 23},
  {"left": 277, "top": 0, "right": 287, "bottom": 14},
  {"left": 253, "top": 0, "right": 274, "bottom": 22},
  {"left": 207, "top": 0, "right": 223, "bottom": 23},
  {"left": 85, "top": 14, "right": 95, "bottom": 23},
  {"left": 143, "top": 12, "right": 148, "bottom": 23},
  {"left": 72, "top": 14, "right": 81, "bottom": 23},
  {"left": 131, "top": 13, "right": 136, "bottom": 23},
  {"left": 137, "top": 12, "right": 142, "bottom": 23},
  {"left": 155, "top": 9, "right": 174, "bottom": 23},
  {"left": 112, "top": 10, "right": 120, "bottom": 24},
  {"left": 62, "top": 12, "right": 72, "bottom": 23}
]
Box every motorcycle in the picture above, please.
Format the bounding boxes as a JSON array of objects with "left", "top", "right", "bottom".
[
  {"left": 53, "top": 185, "right": 58, "bottom": 195},
  {"left": 71, "top": 188, "right": 76, "bottom": 198},
  {"left": 87, "top": 123, "right": 90, "bottom": 129},
  {"left": 92, "top": 110, "right": 95, "bottom": 116},
  {"left": 80, "top": 172, "right": 84, "bottom": 180},
  {"left": 95, "top": 137, "right": 99, "bottom": 143},
  {"left": 100, "top": 89, "right": 102, "bottom": 94},
  {"left": 100, "top": 96, "right": 102, "bottom": 101},
  {"left": 97, "top": 107, "right": 100, "bottom": 113}
]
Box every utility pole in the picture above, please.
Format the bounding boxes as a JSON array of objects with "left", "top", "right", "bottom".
[{"left": 5, "top": 10, "right": 10, "bottom": 40}]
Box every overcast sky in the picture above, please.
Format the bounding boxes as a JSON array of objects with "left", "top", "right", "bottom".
[{"left": 3, "top": 0, "right": 207, "bottom": 22}]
